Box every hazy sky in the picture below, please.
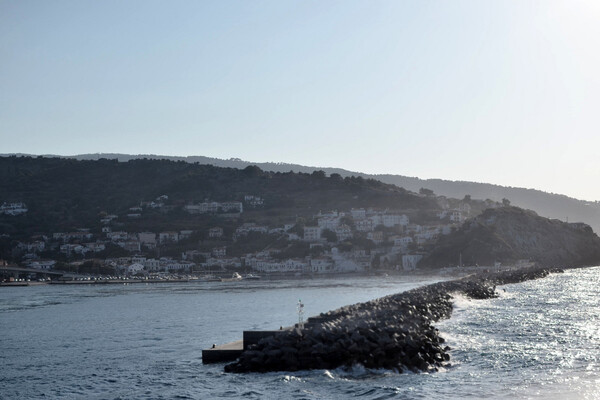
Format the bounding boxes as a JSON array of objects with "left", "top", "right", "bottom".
[{"left": 1, "top": 1, "right": 599, "bottom": 200}]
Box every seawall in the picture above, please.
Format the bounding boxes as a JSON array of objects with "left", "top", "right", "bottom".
[{"left": 225, "top": 264, "right": 564, "bottom": 373}]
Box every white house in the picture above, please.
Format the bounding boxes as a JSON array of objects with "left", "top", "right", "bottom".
[
  {"left": 334, "top": 225, "right": 353, "bottom": 241},
  {"left": 127, "top": 263, "right": 145, "bottom": 275},
  {"left": 118, "top": 241, "right": 141, "bottom": 252},
  {"left": 317, "top": 210, "right": 339, "bottom": 218},
  {"left": 212, "top": 246, "right": 227, "bottom": 258},
  {"left": 220, "top": 202, "right": 243, "bottom": 213},
  {"left": 402, "top": 254, "right": 423, "bottom": 271},
  {"left": 138, "top": 232, "right": 157, "bottom": 248},
  {"left": 251, "top": 259, "right": 307, "bottom": 274},
  {"left": 450, "top": 211, "right": 465, "bottom": 223},
  {"left": 179, "top": 230, "right": 193, "bottom": 239},
  {"left": 60, "top": 244, "right": 82, "bottom": 256},
  {"left": 185, "top": 201, "right": 243, "bottom": 214},
  {"left": 303, "top": 226, "right": 322, "bottom": 242},
  {"left": 287, "top": 233, "right": 301, "bottom": 241},
  {"left": 382, "top": 214, "right": 409, "bottom": 227},
  {"left": 84, "top": 242, "right": 106, "bottom": 252},
  {"left": 162, "top": 261, "right": 195, "bottom": 271},
  {"left": 0, "top": 202, "right": 28, "bottom": 215},
  {"left": 27, "top": 260, "right": 56, "bottom": 270},
  {"left": 18, "top": 241, "right": 46, "bottom": 253},
  {"left": 108, "top": 231, "right": 128, "bottom": 241},
  {"left": 459, "top": 202, "right": 472, "bottom": 215},
  {"left": 310, "top": 257, "right": 334, "bottom": 274},
  {"left": 159, "top": 231, "right": 179, "bottom": 244},
  {"left": 394, "top": 236, "right": 413, "bottom": 247},
  {"left": 144, "top": 258, "right": 161, "bottom": 271},
  {"left": 351, "top": 208, "right": 366, "bottom": 220},
  {"left": 208, "top": 227, "right": 224, "bottom": 238},
  {"left": 367, "top": 231, "right": 384, "bottom": 245},
  {"left": 318, "top": 216, "right": 340, "bottom": 230},
  {"left": 235, "top": 223, "right": 268, "bottom": 238},
  {"left": 355, "top": 219, "right": 373, "bottom": 232},
  {"left": 331, "top": 248, "right": 364, "bottom": 273},
  {"left": 244, "top": 195, "right": 264, "bottom": 206}
]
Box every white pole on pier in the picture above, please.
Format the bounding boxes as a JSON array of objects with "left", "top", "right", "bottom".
[{"left": 297, "top": 299, "right": 305, "bottom": 329}]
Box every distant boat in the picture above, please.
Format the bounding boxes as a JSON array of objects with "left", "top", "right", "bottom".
[{"left": 243, "top": 274, "right": 261, "bottom": 280}]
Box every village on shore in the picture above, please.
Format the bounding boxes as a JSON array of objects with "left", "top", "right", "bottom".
[{"left": 1, "top": 190, "right": 504, "bottom": 283}]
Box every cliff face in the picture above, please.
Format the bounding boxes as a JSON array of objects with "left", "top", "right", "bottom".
[{"left": 421, "top": 207, "right": 600, "bottom": 268}]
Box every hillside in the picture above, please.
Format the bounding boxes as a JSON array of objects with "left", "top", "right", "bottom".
[
  {"left": 420, "top": 207, "right": 600, "bottom": 268},
  {"left": 19, "top": 152, "right": 598, "bottom": 233},
  {"left": 0, "top": 156, "right": 438, "bottom": 238},
  {"left": 1, "top": 156, "right": 599, "bottom": 273}
]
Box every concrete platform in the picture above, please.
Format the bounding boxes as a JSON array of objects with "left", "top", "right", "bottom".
[
  {"left": 203, "top": 328, "right": 293, "bottom": 364},
  {"left": 202, "top": 340, "right": 244, "bottom": 364}
]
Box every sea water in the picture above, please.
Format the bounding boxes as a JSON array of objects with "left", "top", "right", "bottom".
[{"left": 0, "top": 269, "right": 599, "bottom": 399}]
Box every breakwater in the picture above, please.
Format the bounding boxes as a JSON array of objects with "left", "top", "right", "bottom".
[{"left": 225, "top": 264, "right": 563, "bottom": 373}]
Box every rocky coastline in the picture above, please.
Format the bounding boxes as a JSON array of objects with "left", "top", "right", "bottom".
[{"left": 225, "top": 264, "right": 565, "bottom": 373}]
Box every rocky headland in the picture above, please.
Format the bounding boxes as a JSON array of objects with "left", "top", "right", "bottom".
[
  {"left": 225, "top": 264, "right": 566, "bottom": 373},
  {"left": 421, "top": 207, "right": 600, "bottom": 268}
]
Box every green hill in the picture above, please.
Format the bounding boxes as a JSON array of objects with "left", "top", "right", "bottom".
[{"left": 0, "top": 156, "right": 438, "bottom": 238}]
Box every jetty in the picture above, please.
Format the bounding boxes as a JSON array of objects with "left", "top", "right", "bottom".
[{"left": 207, "top": 264, "right": 564, "bottom": 373}]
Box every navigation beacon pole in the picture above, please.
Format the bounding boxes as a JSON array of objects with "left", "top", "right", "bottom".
[{"left": 297, "top": 299, "right": 305, "bottom": 330}]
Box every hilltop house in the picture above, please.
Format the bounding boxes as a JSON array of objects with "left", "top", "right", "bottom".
[
  {"left": 159, "top": 231, "right": 179, "bottom": 244},
  {"left": 0, "top": 202, "right": 28, "bottom": 215},
  {"left": 208, "top": 227, "right": 224, "bottom": 238}
]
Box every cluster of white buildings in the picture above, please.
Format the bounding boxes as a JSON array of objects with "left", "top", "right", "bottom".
[
  {"left": 103, "top": 256, "right": 196, "bottom": 275},
  {"left": 244, "top": 195, "right": 264, "bottom": 207},
  {"left": 303, "top": 209, "right": 411, "bottom": 242},
  {"left": 436, "top": 200, "right": 473, "bottom": 223},
  {"left": 188, "top": 206, "right": 453, "bottom": 273},
  {"left": 11, "top": 191, "right": 477, "bottom": 275},
  {"left": 233, "top": 223, "right": 269, "bottom": 240},
  {"left": 184, "top": 201, "right": 243, "bottom": 215},
  {"left": 0, "top": 202, "right": 28, "bottom": 215},
  {"left": 184, "top": 194, "right": 263, "bottom": 215},
  {"left": 100, "top": 229, "right": 195, "bottom": 251},
  {"left": 242, "top": 247, "right": 371, "bottom": 275},
  {"left": 140, "top": 194, "right": 169, "bottom": 210}
]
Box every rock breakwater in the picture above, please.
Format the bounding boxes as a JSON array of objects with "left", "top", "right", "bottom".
[{"left": 225, "top": 264, "right": 564, "bottom": 373}]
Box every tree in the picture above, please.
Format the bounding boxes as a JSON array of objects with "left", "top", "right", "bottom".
[
  {"left": 419, "top": 188, "right": 434, "bottom": 197},
  {"left": 340, "top": 216, "right": 355, "bottom": 228},
  {"left": 330, "top": 173, "right": 342, "bottom": 182},
  {"left": 311, "top": 170, "right": 326, "bottom": 179},
  {"left": 502, "top": 198, "right": 511, "bottom": 207},
  {"left": 321, "top": 229, "right": 337, "bottom": 243},
  {"left": 243, "top": 165, "right": 262, "bottom": 177}
]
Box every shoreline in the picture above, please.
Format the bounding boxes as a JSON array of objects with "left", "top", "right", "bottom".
[
  {"left": 0, "top": 268, "right": 470, "bottom": 288},
  {"left": 224, "top": 263, "right": 577, "bottom": 373}
]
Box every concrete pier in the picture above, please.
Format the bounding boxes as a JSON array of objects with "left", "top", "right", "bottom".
[
  {"left": 202, "top": 340, "right": 244, "bottom": 364},
  {"left": 203, "top": 329, "right": 292, "bottom": 364}
]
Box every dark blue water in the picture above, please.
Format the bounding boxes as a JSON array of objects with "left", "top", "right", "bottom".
[{"left": 1, "top": 269, "right": 599, "bottom": 399}]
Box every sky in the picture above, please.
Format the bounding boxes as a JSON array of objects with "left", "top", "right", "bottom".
[{"left": 1, "top": 1, "right": 599, "bottom": 201}]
